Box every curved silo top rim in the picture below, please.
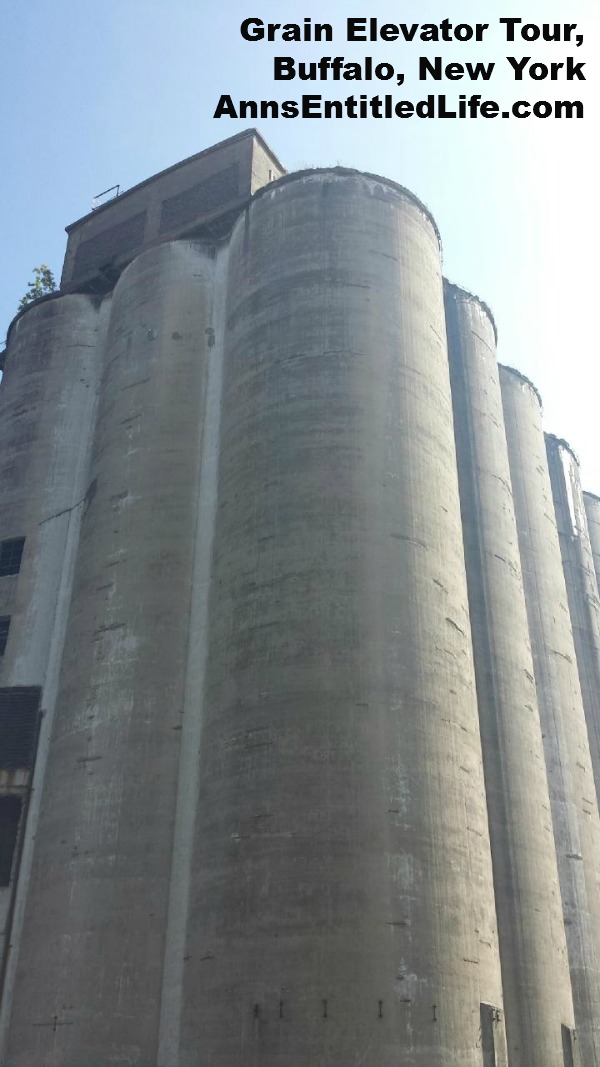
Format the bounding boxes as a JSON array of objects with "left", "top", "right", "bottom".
[
  {"left": 251, "top": 165, "right": 442, "bottom": 250},
  {"left": 4, "top": 290, "right": 100, "bottom": 350},
  {"left": 583, "top": 490, "right": 600, "bottom": 504},
  {"left": 545, "top": 432, "right": 580, "bottom": 466},
  {"left": 499, "top": 364, "right": 543, "bottom": 410},
  {"left": 443, "top": 279, "right": 498, "bottom": 345}
]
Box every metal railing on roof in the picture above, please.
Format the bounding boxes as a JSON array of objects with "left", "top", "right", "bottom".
[{"left": 91, "top": 185, "right": 121, "bottom": 210}]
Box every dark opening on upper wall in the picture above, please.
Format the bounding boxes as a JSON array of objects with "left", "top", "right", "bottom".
[{"left": 60, "top": 130, "right": 286, "bottom": 295}]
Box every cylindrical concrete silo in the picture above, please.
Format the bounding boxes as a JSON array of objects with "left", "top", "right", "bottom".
[
  {"left": 0, "top": 295, "right": 105, "bottom": 1048},
  {"left": 500, "top": 367, "right": 600, "bottom": 1065},
  {"left": 546, "top": 436, "right": 600, "bottom": 811},
  {"left": 0, "top": 295, "right": 103, "bottom": 689},
  {"left": 583, "top": 492, "right": 600, "bottom": 598},
  {"left": 3, "top": 241, "right": 221, "bottom": 1067},
  {"left": 445, "top": 285, "right": 575, "bottom": 1067},
  {"left": 179, "top": 171, "right": 506, "bottom": 1066}
]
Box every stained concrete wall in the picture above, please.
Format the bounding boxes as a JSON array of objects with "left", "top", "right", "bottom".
[
  {"left": 61, "top": 130, "right": 285, "bottom": 293},
  {"left": 445, "top": 287, "right": 575, "bottom": 1067},
  {"left": 177, "top": 172, "right": 506, "bottom": 1067},
  {"left": 2, "top": 145, "right": 600, "bottom": 1066},
  {"left": 0, "top": 294, "right": 106, "bottom": 1037},
  {"left": 500, "top": 368, "right": 600, "bottom": 1065},
  {"left": 3, "top": 242, "right": 219, "bottom": 1066},
  {"left": 583, "top": 493, "right": 600, "bottom": 598},
  {"left": 0, "top": 295, "right": 102, "bottom": 685},
  {"left": 546, "top": 437, "right": 600, "bottom": 816}
]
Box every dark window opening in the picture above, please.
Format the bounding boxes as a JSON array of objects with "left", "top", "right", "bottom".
[
  {"left": 0, "top": 617, "right": 9, "bottom": 656},
  {"left": 0, "top": 688, "right": 41, "bottom": 769},
  {"left": 480, "top": 1003, "right": 507, "bottom": 1066},
  {"left": 0, "top": 538, "right": 25, "bottom": 578},
  {"left": 562, "top": 1024, "right": 576, "bottom": 1067},
  {"left": 0, "top": 796, "right": 23, "bottom": 886},
  {"left": 481, "top": 1003, "right": 495, "bottom": 1066}
]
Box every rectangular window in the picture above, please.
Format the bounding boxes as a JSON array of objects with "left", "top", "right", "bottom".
[
  {"left": 480, "top": 1003, "right": 496, "bottom": 1066},
  {"left": 0, "top": 688, "right": 41, "bottom": 770},
  {"left": 480, "top": 1003, "right": 508, "bottom": 1066},
  {"left": 562, "top": 1025, "right": 576, "bottom": 1067},
  {"left": 0, "top": 617, "right": 9, "bottom": 656},
  {"left": 0, "top": 538, "right": 25, "bottom": 578},
  {"left": 0, "top": 796, "right": 23, "bottom": 886}
]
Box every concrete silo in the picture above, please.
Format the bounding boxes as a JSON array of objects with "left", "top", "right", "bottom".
[
  {"left": 546, "top": 436, "right": 600, "bottom": 812},
  {"left": 1, "top": 130, "right": 598, "bottom": 1066},
  {"left": 445, "top": 286, "right": 576, "bottom": 1067},
  {"left": 500, "top": 368, "right": 600, "bottom": 1065},
  {"left": 177, "top": 172, "right": 506, "bottom": 1067},
  {"left": 583, "top": 492, "right": 600, "bottom": 598},
  {"left": 0, "top": 294, "right": 105, "bottom": 1025},
  {"left": 2, "top": 242, "right": 222, "bottom": 1067}
]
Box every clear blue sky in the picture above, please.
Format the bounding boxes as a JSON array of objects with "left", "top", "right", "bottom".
[{"left": 1, "top": 0, "right": 598, "bottom": 485}]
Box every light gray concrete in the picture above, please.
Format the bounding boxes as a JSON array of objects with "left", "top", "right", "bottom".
[
  {"left": 4, "top": 141, "right": 600, "bottom": 1065},
  {"left": 546, "top": 436, "right": 600, "bottom": 815},
  {"left": 445, "top": 286, "right": 574, "bottom": 1067},
  {"left": 0, "top": 294, "right": 105, "bottom": 1053},
  {"left": 178, "top": 171, "right": 505, "bottom": 1066},
  {"left": 3, "top": 242, "right": 216, "bottom": 1066},
  {"left": 0, "top": 295, "right": 102, "bottom": 682},
  {"left": 500, "top": 368, "right": 600, "bottom": 1065},
  {"left": 61, "top": 130, "right": 285, "bottom": 293},
  {"left": 584, "top": 492, "right": 600, "bottom": 599},
  {"left": 157, "top": 240, "right": 229, "bottom": 1065}
]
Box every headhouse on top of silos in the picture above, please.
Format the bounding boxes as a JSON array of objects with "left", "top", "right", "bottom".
[
  {"left": 60, "top": 128, "right": 285, "bottom": 294},
  {"left": 0, "top": 131, "right": 599, "bottom": 1067}
]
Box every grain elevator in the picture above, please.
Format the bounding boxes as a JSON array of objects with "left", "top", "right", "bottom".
[{"left": 0, "top": 130, "right": 599, "bottom": 1066}]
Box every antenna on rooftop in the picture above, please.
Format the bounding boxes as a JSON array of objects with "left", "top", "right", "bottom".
[{"left": 91, "top": 185, "right": 121, "bottom": 210}]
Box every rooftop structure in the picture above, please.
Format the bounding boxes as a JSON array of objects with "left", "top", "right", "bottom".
[{"left": 0, "top": 132, "right": 599, "bottom": 1067}]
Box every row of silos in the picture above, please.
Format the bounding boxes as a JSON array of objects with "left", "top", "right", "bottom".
[
  {"left": 445, "top": 287, "right": 600, "bottom": 1066},
  {"left": 0, "top": 165, "right": 599, "bottom": 1066}
]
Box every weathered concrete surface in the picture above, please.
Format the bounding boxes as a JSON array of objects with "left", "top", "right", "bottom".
[
  {"left": 0, "top": 295, "right": 104, "bottom": 1043},
  {"left": 5, "top": 141, "right": 600, "bottom": 1065},
  {"left": 584, "top": 492, "right": 600, "bottom": 599},
  {"left": 500, "top": 369, "right": 600, "bottom": 1064},
  {"left": 3, "top": 242, "right": 217, "bottom": 1066},
  {"left": 179, "top": 171, "right": 505, "bottom": 1066},
  {"left": 0, "top": 295, "right": 101, "bottom": 685},
  {"left": 445, "top": 287, "right": 574, "bottom": 1067},
  {"left": 156, "top": 240, "right": 230, "bottom": 1066},
  {"left": 61, "top": 129, "right": 285, "bottom": 293},
  {"left": 546, "top": 436, "right": 600, "bottom": 816}
]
